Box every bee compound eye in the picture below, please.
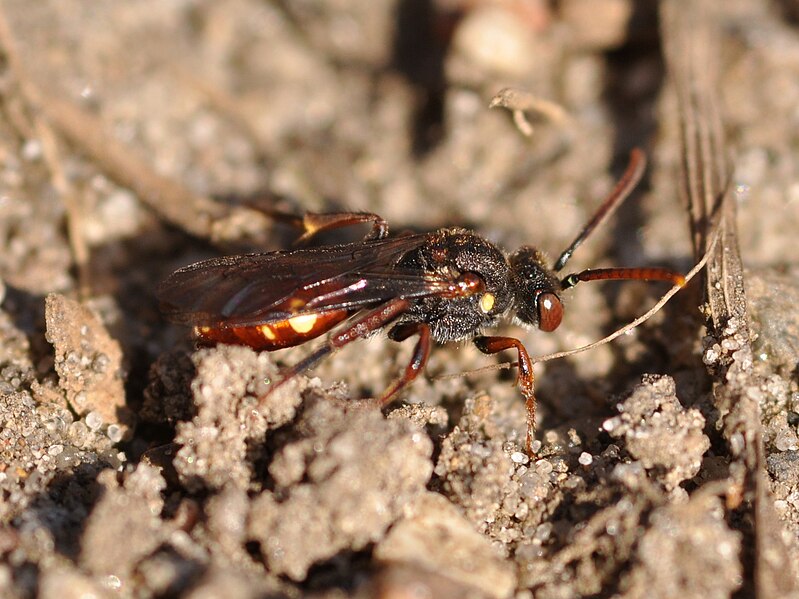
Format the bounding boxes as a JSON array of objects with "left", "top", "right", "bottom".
[{"left": 537, "top": 292, "right": 563, "bottom": 332}]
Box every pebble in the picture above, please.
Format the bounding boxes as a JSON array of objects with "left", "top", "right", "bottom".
[
  {"left": 86, "top": 411, "right": 104, "bottom": 431},
  {"left": 511, "top": 451, "right": 529, "bottom": 464}
]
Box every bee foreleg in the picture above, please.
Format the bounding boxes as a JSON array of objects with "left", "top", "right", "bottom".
[{"left": 473, "top": 335, "right": 537, "bottom": 455}]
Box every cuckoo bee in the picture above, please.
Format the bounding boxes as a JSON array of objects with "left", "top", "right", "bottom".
[{"left": 158, "top": 149, "right": 683, "bottom": 452}]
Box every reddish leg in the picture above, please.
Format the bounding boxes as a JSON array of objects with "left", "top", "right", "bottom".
[
  {"left": 260, "top": 298, "right": 410, "bottom": 402},
  {"left": 267, "top": 210, "right": 389, "bottom": 244},
  {"left": 380, "top": 322, "right": 432, "bottom": 407},
  {"left": 473, "top": 335, "right": 537, "bottom": 455},
  {"left": 297, "top": 212, "right": 389, "bottom": 243}
]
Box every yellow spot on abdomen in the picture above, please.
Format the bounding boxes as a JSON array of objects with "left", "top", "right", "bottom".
[
  {"left": 288, "top": 314, "right": 318, "bottom": 334},
  {"left": 289, "top": 298, "right": 306, "bottom": 311},
  {"left": 258, "top": 324, "right": 278, "bottom": 340},
  {"left": 480, "top": 293, "right": 495, "bottom": 314}
]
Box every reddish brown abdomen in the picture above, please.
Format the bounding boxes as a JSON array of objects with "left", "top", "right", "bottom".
[{"left": 194, "top": 309, "right": 350, "bottom": 351}]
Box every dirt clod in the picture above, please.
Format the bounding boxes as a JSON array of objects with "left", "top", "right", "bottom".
[
  {"left": 620, "top": 492, "right": 742, "bottom": 599},
  {"left": 173, "top": 345, "right": 297, "bottom": 491},
  {"left": 375, "top": 492, "right": 517, "bottom": 599},
  {"left": 79, "top": 465, "right": 166, "bottom": 585},
  {"left": 45, "top": 294, "right": 130, "bottom": 433},
  {"left": 249, "top": 391, "right": 433, "bottom": 580},
  {"left": 603, "top": 375, "right": 710, "bottom": 492}
]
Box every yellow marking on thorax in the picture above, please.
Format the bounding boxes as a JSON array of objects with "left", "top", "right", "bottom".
[
  {"left": 480, "top": 293, "right": 495, "bottom": 313},
  {"left": 288, "top": 313, "right": 318, "bottom": 334}
]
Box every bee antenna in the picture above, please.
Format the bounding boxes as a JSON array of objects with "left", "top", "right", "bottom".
[
  {"left": 553, "top": 148, "right": 647, "bottom": 272},
  {"left": 561, "top": 267, "right": 686, "bottom": 290}
]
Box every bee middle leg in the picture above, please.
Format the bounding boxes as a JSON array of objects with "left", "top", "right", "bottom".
[{"left": 379, "top": 322, "right": 432, "bottom": 407}]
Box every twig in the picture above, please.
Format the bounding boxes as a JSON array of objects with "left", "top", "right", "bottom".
[
  {"left": 489, "top": 88, "right": 571, "bottom": 137},
  {"left": 661, "top": 1, "right": 798, "bottom": 596},
  {"left": 33, "top": 117, "right": 92, "bottom": 300}
]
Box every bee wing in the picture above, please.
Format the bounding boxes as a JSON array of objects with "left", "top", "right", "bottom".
[{"left": 157, "top": 234, "right": 452, "bottom": 328}]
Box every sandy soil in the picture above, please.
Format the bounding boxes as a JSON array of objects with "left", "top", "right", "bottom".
[{"left": 0, "top": 1, "right": 798, "bottom": 597}]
